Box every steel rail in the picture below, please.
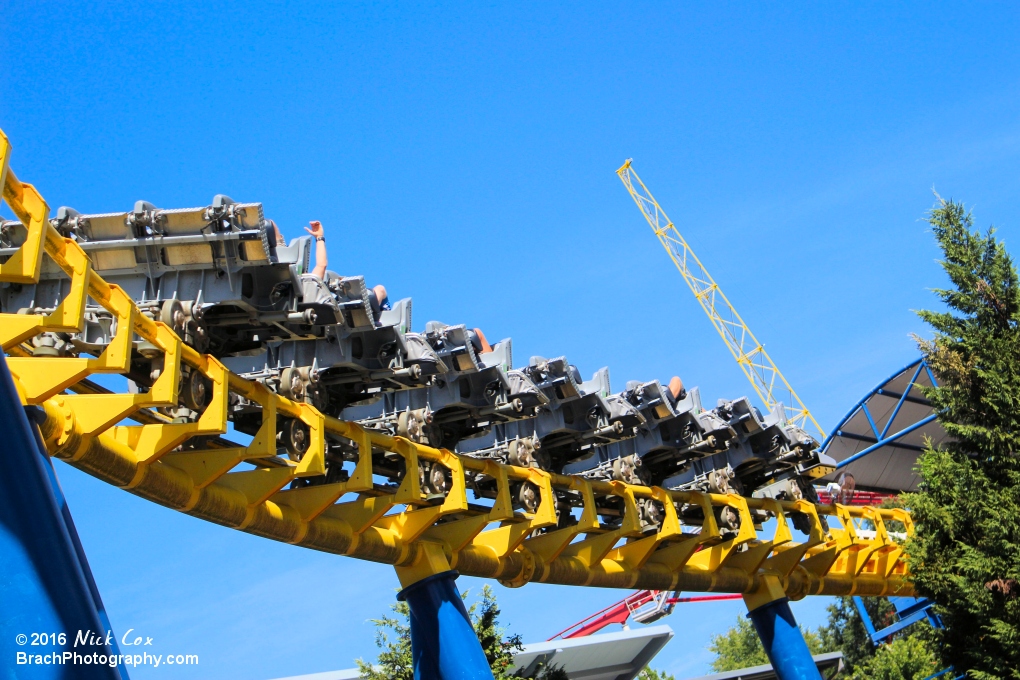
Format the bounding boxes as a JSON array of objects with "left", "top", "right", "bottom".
[{"left": 0, "top": 129, "right": 914, "bottom": 599}]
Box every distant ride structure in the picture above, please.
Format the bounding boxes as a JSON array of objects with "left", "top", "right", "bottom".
[
  {"left": 820, "top": 358, "right": 947, "bottom": 493},
  {"left": 617, "top": 159, "right": 826, "bottom": 445}
]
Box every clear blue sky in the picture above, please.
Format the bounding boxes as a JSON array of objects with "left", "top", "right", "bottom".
[{"left": 4, "top": 2, "right": 1020, "bottom": 678}]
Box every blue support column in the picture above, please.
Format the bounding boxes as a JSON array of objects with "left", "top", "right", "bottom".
[
  {"left": 30, "top": 409, "right": 130, "bottom": 679},
  {"left": 398, "top": 571, "right": 494, "bottom": 680},
  {"left": 0, "top": 352, "right": 125, "bottom": 679},
  {"left": 746, "top": 598, "right": 822, "bottom": 680}
]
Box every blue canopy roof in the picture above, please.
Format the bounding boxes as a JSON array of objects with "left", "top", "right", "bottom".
[{"left": 819, "top": 358, "right": 949, "bottom": 493}]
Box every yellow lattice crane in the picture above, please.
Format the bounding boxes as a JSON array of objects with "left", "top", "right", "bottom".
[{"left": 617, "top": 159, "right": 826, "bottom": 443}]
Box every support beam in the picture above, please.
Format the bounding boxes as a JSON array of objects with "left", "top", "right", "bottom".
[
  {"left": 833, "top": 429, "right": 928, "bottom": 453},
  {"left": 835, "top": 413, "right": 939, "bottom": 469},
  {"left": 744, "top": 577, "right": 821, "bottom": 680},
  {"left": 398, "top": 571, "right": 494, "bottom": 680},
  {"left": 746, "top": 598, "right": 822, "bottom": 680},
  {"left": 0, "top": 352, "right": 124, "bottom": 679}
]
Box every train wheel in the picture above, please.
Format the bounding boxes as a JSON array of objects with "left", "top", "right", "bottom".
[
  {"left": 159, "top": 299, "right": 187, "bottom": 336},
  {"left": 282, "top": 418, "right": 310, "bottom": 460},
  {"left": 180, "top": 370, "right": 209, "bottom": 411}
]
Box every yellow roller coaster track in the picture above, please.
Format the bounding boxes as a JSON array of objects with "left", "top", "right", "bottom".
[{"left": 0, "top": 129, "right": 912, "bottom": 601}]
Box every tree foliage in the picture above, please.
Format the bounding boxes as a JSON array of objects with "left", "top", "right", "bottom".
[
  {"left": 905, "top": 198, "right": 1020, "bottom": 678},
  {"left": 709, "top": 598, "right": 943, "bottom": 678},
  {"left": 708, "top": 616, "right": 769, "bottom": 671},
  {"left": 818, "top": 596, "right": 942, "bottom": 679},
  {"left": 357, "top": 599, "right": 413, "bottom": 680},
  {"left": 637, "top": 669, "right": 676, "bottom": 680},
  {"left": 817, "top": 596, "right": 893, "bottom": 672},
  {"left": 473, "top": 586, "right": 525, "bottom": 678},
  {"left": 708, "top": 614, "right": 828, "bottom": 672},
  {"left": 849, "top": 636, "right": 939, "bottom": 680}
]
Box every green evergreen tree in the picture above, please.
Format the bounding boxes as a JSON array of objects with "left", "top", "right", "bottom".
[
  {"left": 905, "top": 198, "right": 1020, "bottom": 679},
  {"left": 356, "top": 599, "right": 413, "bottom": 680},
  {"left": 473, "top": 585, "right": 525, "bottom": 679}
]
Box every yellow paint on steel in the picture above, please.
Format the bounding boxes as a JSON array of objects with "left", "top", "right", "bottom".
[
  {"left": 1, "top": 129, "right": 910, "bottom": 599},
  {"left": 616, "top": 159, "right": 826, "bottom": 442}
]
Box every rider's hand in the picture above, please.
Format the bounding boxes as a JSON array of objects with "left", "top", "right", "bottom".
[{"left": 304, "top": 221, "right": 324, "bottom": 239}]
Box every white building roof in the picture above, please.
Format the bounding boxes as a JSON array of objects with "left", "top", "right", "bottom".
[
  {"left": 269, "top": 624, "right": 674, "bottom": 680},
  {"left": 270, "top": 671, "right": 361, "bottom": 680},
  {"left": 511, "top": 625, "right": 674, "bottom": 680}
]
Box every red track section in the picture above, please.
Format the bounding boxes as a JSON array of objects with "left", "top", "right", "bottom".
[{"left": 549, "top": 591, "right": 742, "bottom": 640}]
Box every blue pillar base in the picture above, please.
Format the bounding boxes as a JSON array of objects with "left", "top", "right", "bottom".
[
  {"left": 398, "top": 571, "right": 494, "bottom": 680},
  {"left": 746, "top": 598, "right": 822, "bottom": 680},
  {"left": 0, "top": 353, "right": 125, "bottom": 679}
]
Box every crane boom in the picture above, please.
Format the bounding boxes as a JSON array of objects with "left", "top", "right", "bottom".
[{"left": 616, "top": 159, "right": 826, "bottom": 442}]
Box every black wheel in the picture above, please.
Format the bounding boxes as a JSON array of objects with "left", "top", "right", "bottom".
[
  {"left": 181, "top": 370, "right": 210, "bottom": 411},
  {"left": 282, "top": 418, "right": 310, "bottom": 460}
]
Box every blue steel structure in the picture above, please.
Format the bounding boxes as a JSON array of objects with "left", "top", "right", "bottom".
[
  {"left": 746, "top": 598, "right": 822, "bottom": 680},
  {"left": 924, "top": 670, "right": 961, "bottom": 680},
  {"left": 399, "top": 572, "right": 495, "bottom": 680},
  {"left": 820, "top": 358, "right": 946, "bottom": 493},
  {"left": 851, "top": 595, "right": 964, "bottom": 680},
  {"left": 824, "top": 358, "right": 938, "bottom": 466},
  {"left": 0, "top": 351, "right": 126, "bottom": 680},
  {"left": 853, "top": 596, "right": 942, "bottom": 645}
]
